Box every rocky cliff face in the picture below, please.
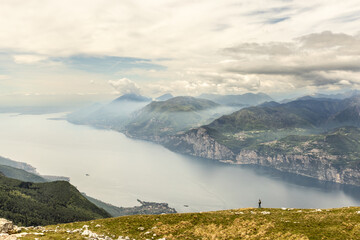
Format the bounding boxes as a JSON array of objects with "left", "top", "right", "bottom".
[
  {"left": 235, "top": 150, "right": 360, "bottom": 186},
  {"left": 161, "top": 129, "right": 360, "bottom": 186},
  {"left": 161, "top": 127, "right": 235, "bottom": 160}
]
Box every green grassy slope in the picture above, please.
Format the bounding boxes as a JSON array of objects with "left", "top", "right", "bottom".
[
  {"left": 0, "top": 175, "right": 110, "bottom": 226},
  {"left": 143, "top": 96, "right": 219, "bottom": 112},
  {"left": 208, "top": 106, "right": 312, "bottom": 132},
  {"left": 207, "top": 99, "right": 346, "bottom": 133},
  {"left": 20, "top": 207, "right": 360, "bottom": 240}
]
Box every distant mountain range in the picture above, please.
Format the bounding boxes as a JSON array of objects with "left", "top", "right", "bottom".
[
  {"left": 112, "top": 93, "right": 152, "bottom": 102},
  {"left": 206, "top": 96, "right": 360, "bottom": 133},
  {"left": 155, "top": 93, "right": 174, "bottom": 101},
  {"left": 67, "top": 92, "right": 272, "bottom": 135},
  {"left": 0, "top": 156, "right": 68, "bottom": 182},
  {"left": 68, "top": 94, "right": 240, "bottom": 136},
  {"left": 280, "top": 90, "right": 360, "bottom": 103},
  {"left": 125, "top": 96, "right": 225, "bottom": 137},
  {"left": 199, "top": 92, "right": 273, "bottom": 106},
  {"left": 67, "top": 93, "right": 152, "bottom": 130},
  {"left": 162, "top": 95, "right": 360, "bottom": 185},
  {"left": 67, "top": 93, "right": 360, "bottom": 186},
  {"left": 0, "top": 156, "right": 38, "bottom": 174},
  {"left": 0, "top": 164, "right": 47, "bottom": 183}
]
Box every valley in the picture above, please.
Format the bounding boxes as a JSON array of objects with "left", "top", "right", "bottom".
[
  {"left": 67, "top": 93, "right": 360, "bottom": 186},
  {"left": 1, "top": 112, "right": 358, "bottom": 216}
]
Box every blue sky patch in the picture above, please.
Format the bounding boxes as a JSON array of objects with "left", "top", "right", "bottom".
[
  {"left": 265, "top": 17, "right": 290, "bottom": 24},
  {"left": 54, "top": 55, "right": 166, "bottom": 74}
]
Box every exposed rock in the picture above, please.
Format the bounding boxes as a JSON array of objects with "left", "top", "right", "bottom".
[
  {"left": 235, "top": 150, "right": 360, "bottom": 186},
  {"left": 162, "top": 128, "right": 235, "bottom": 160},
  {"left": 0, "top": 219, "right": 13, "bottom": 233},
  {"left": 0, "top": 233, "right": 18, "bottom": 240},
  {"left": 161, "top": 128, "right": 360, "bottom": 186}
]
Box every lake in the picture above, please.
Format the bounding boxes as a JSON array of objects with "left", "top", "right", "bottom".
[{"left": 0, "top": 113, "right": 359, "bottom": 212}]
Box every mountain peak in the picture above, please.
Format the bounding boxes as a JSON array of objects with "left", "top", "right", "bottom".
[
  {"left": 155, "top": 93, "right": 174, "bottom": 101},
  {"left": 112, "top": 93, "right": 151, "bottom": 103}
]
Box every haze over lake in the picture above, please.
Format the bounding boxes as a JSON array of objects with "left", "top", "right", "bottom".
[{"left": 0, "top": 113, "right": 359, "bottom": 212}]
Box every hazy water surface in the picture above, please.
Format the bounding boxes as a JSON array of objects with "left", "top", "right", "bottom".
[{"left": 0, "top": 113, "right": 359, "bottom": 212}]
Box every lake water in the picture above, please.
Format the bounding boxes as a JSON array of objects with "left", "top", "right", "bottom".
[{"left": 0, "top": 113, "right": 359, "bottom": 212}]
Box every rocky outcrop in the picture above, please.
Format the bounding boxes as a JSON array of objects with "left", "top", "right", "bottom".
[
  {"left": 161, "top": 128, "right": 235, "bottom": 160},
  {"left": 235, "top": 150, "right": 360, "bottom": 186},
  {"left": 0, "top": 219, "right": 13, "bottom": 233},
  {"left": 161, "top": 129, "right": 360, "bottom": 186}
]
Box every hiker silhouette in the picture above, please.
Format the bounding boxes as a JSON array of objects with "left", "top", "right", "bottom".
[{"left": 258, "top": 199, "right": 262, "bottom": 208}]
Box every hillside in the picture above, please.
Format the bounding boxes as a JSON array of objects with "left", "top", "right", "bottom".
[
  {"left": 199, "top": 92, "right": 273, "bottom": 106},
  {"left": 66, "top": 95, "right": 360, "bottom": 185},
  {"left": 112, "top": 93, "right": 152, "bottom": 103},
  {"left": 161, "top": 96, "right": 360, "bottom": 186},
  {"left": 139, "top": 96, "right": 219, "bottom": 112},
  {"left": 17, "top": 207, "right": 360, "bottom": 240},
  {"left": 0, "top": 175, "right": 110, "bottom": 226},
  {"left": 0, "top": 156, "right": 38, "bottom": 174},
  {"left": 170, "top": 96, "right": 360, "bottom": 155},
  {"left": 208, "top": 106, "right": 313, "bottom": 132},
  {"left": 0, "top": 164, "right": 47, "bottom": 183},
  {"left": 0, "top": 156, "right": 69, "bottom": 182},
  {"left": 125, "top": 96, "right": 225, "bottom": 137},
  {"left": 256, "top": 127, "right": 360, "bottom": 162},
  {"left": 155, "top": 93, "right": 173, "bottom": 101},
  {"left": 207, "top": 98, "right": 348, "bottom": 133},
  {"left": 67, "top": 94, "right": 151, "bottom": 130},
  {"left": 201, "top": 96, "right": 360, "bottom": 155}
]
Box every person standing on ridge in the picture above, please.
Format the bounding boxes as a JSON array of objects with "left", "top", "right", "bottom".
[{"left": 258, "top": 199, "right": 262, "bottom": 208}]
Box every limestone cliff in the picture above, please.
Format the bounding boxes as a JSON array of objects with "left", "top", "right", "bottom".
[
  {"left": 235, "top": 150, "right": 360, "bottom": 186},
  {"left": 161, "top": 127, "right": 235, "bottom": 160},
  {"left": 161, "top": 128, "right": 360, "bottom": 186}
]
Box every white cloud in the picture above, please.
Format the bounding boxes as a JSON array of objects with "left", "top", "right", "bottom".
[
  {"left": 13, "top": 54, "right": 48, "bottom": 64},
  {"left": 1, "top": 0, "right": 359, "bottom": 59},
  {"left": 219, "top": 31, "right": 360, "bottom": 91},
  {"left": 1, "top": 0, "right": 360, "bottom": 99},
  {"left": 108, "top": 78, "right": 141, "bottom": 95}
]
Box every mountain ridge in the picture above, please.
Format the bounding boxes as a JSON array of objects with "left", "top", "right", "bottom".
[
  {"left": 199, "top": 92, "right": 273, "bottom": 106},
  {"left": 160, "top": 95, "right": 360, "bottom": 185},
  {"left": 0, "top": 174, "right": 110, "bottom": 226}
]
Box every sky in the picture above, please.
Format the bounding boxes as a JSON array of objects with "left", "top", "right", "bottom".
[{"left": 1, "top": 0, "right": 360, "bottom": 106}]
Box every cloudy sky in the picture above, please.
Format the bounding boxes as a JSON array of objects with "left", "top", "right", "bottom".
[{"left": 1, "top": 0, "right": 360, "bottom": 105}]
